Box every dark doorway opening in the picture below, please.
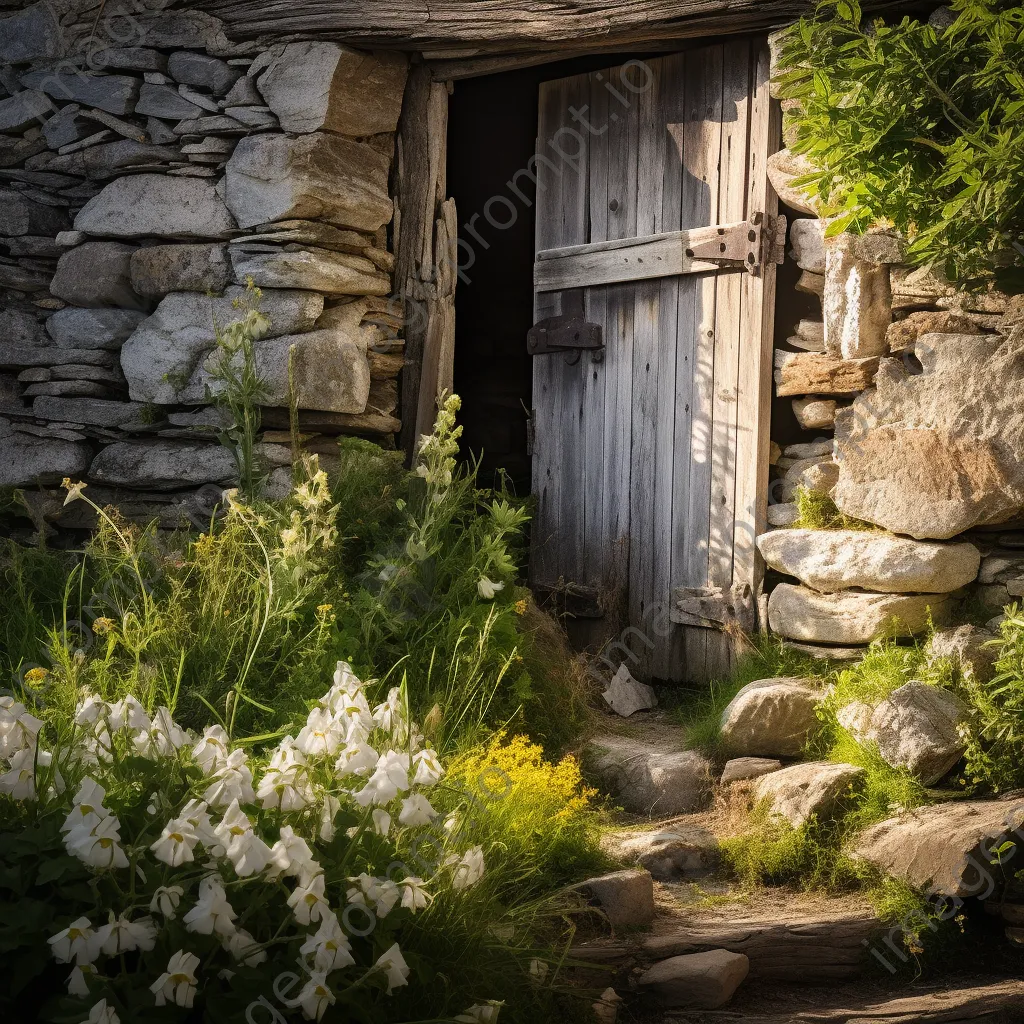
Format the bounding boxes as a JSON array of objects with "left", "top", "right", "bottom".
[{"left": 447, "top": 53, "right": 657, "bottom": 496}]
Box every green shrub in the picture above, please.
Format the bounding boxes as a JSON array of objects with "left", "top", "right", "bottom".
[{"left": 776, "top": 0, "right": 1024, "bottom": 285}]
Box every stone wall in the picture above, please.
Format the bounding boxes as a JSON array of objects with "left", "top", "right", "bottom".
[
  {"left": 761, "top": 154, "right": 1024, "bottom": 659},
  {"left": 0, "top": 4, "right": 408, "bottom": 536}
]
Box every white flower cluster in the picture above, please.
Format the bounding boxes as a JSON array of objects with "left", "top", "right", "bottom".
[
  {"left": 0, "top": 695, "right": 52, "bottom": 800},
  {"left": 30, "top": 663, "right": 490, "bottom": 1024}
]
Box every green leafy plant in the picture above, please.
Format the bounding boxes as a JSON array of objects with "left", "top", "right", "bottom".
[
  {"left": 792, "top": 486, "right": 880, "bottom": 531},
  {"left": 206, "top": 279, "right": 271, "bottom": 501},
  {"left": 775, "top": 0, "right": 1024, "bottom": 285}
]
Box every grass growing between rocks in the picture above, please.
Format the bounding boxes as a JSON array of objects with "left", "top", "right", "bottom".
[{"left": 792, "top": 486, "right": 882, "bottom": 531}]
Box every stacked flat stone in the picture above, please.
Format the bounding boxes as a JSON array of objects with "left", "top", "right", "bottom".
[{"left": 0, "top": 4, "right": 408, "bottom": 534}]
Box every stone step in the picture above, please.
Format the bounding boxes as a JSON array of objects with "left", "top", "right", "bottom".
[
  {"left": 572, "top": 908, "right": 879, "bottom": 983},
  {"left": 662, "top": 978, "right": 1024, "bottom": 1022}
]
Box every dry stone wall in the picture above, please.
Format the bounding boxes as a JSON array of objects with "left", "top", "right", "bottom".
[
  {"left": 0, "top": 3, "right": 408, "bottom": 536},
  {"left": 763, "top": 152, "right": 1024, "bottom": 657}
]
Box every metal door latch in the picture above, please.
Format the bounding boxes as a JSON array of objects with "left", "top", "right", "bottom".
[{"left": 527, "top": 288, "right": 604, "bottom": 365}]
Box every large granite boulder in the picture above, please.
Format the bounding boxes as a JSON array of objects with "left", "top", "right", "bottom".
[
  {"left": 130, "top": 244, "right": 231, "bottom": 298},
  {"left": 927, "top": 625, "right": 998, "bottom": 684},
  {"left": 767, "top": 584, "right": 949, "bottom": 644},
  {"left": 757, "top": 530, "right": 980, "bottom": 594},
  {"left": 602, "top": 826, "right": 718, "bottom": 881},
  {"left": 224, "top": 133, "right": 392, "bottom": 233},
  {"left": 833, "top": 332, "right": 1024, "bottom": 538},
  {"left": 0, "top": 425, "right": 90, "bottom": 486},
  {"left": 823, "top": 234, "right": 891, "bottom": 359},
  {"left": 589, "top": 733, "right": 713, "bottom": 817},
  {"left": 868, "top": 682, "right": 968, "bottom": 785},
  {"left": 120, "top": 287, "right": 324, "bottom": 404},
  {"left": 255, "top": 41, "right": 407, "bottom": 136},
  {"left": 50, "top": 241, "right": 147, "bottom": 309},
  {"left": 638, "top": 950, "right": 749, "bottom": 1009},
  {"left": 45, "top": 308, "right": 147, "bottom": 350},
  {"left": 229, "top": 246, "right": 390, "bottom": 296},
  {"left": 852, "top": 799, "right": 1024, "bottom": 897},
  {"left": 578, "top": 869, "right": 655, "bottom": 928},
  {"left": 74, "top": 175, "right": 238, "bottom": 240},
  {"left": 89, "top": 441, "right": 237, "bottom": 490},
  {"left": 183, "top": 327, "right": 372, "bottom": 414},
  {"left": 754, "top": 761, "right": 865, "bottom": 827},
  {"left": 719, "top": 678, "right": 822, "bottom": 758}
]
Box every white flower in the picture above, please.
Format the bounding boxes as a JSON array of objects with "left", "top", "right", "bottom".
[
  {"left": 65, "top": 812, "right": 129, "bottom": 870},
  {"left": 331, "top": 661, "right": 362, "bottom": 693},
  {"left": 296, "top": 707, "right": 346, "bottom": 757},
  {"left": 297, "top": 970, "right": 336, "bottom": 1022},
  {"left": 334, "top": 741, "right": 379, "bottom": 779},
  {"left": 398, "top": 793, "right": 437, "bottom": 827},
  {"left": 183, "top": 876, "right": 237, "bottom": 936},
  {"left": 268, "top": 735, "right": 303, "bottom": 770},
  {"left": 347, "top": 873, "right": 400, "bottom": 918},
  {"left": 287, "top": 871, "right": 329, "bottom": 925},
  {"left": 150, "top": 885, "right": 184, "bottom": 919},
  {"left": 455, "top": 1002, "right": 504, "bottom": 1023},
  {"left": 375, "top": 942, "right": 410, "bottom": 993},
  {"left": 134, "top": 707, "right": 189, "bottom": 759},
  {"left": 319, "top": 793, "right": 340, "bottom": 842},
  {"left": 83, "top": 999, "right": 120, "bottom": 1024},
  {"left": 62, "top": 777, "right": 108, "bottom": 834},
  {"left": 0, "top": 745, "right": 45, "bottom": 800},
  {"left": 354, "top": 749, "right": 409, "bottom": 807},
  {"left": 67, "top": 963, "right": 97, "bottom": 997},
  {"left": 74, "top": 694, "right": 110, "bottom": 728},
  {"left": 268, "top": 825, "right": 319, "bottom": 883},
  {"left": 223, "top": 927, "right": 266, "bottom": 966},
  {"left": 299, "top": 911, "right": 355, "bottom": 972},
  {"left": 257, "top": 762, "right": 315, "bottom": 812},
  {"left": 203, "top": 748, "right": 256, "bottom": 809},
  {"left": 179, "top": 798, "right": 222, "bottom": 852},
  {"left": 451, "top": 846, "right": 486, "bottom": 890},
  {"left": 100, "top": 913, "right": 157, "bottom": 955},
  {"left": 0, "top": 700, "right": 43, "bottom": 757},
  {"left": 48, "top": 916, "right": 108, "bottom": 965},
  {"left": 216, "top": 799, "right": 273, "bottom": 876},
  {"left": 371, "top": 688, "right": 405, "bottom": 734},
  {"left": 412, "top": 747, "right": 444, "bottom": 786},
  {"left": 477, "top": 577, "right": 504, "bottom": 600},
  {"left": 151, "top": 949, "right": 199, "bottom": 1008},
  {"left": 150, "top": 816, "right": 200, "bottom": 867},
  {"left": 108, "top": 694, "right": 149, "bottom": 732},
  {"left": 192, "top": 724, "right": 231, "bottom": 773},
  {"left": 371, "top": 808, "right": 391, "bottom": 836},
  {"left": 400, "top": 876, "right": 432, "bottom": 913}
]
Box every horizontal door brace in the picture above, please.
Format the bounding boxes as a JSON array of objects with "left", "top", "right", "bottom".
[{"left": 534, "top": 216, "right": 769, "bottom": 293}]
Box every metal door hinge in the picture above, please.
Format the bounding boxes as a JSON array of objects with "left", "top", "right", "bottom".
[{"left": 527, "top": 287, "right": 604, "bottom": 365}]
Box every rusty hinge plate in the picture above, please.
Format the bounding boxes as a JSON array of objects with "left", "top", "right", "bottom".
[
  {"left": 685, "top": 214, "right": 765, "bottom": 274},
  {"left": 527, "top": 287, "right": 605, "bottom": 364}
]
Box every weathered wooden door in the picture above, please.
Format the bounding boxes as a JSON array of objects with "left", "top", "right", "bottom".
[{"left": 530, "top": 42, "right": 780, "bottom": 683}]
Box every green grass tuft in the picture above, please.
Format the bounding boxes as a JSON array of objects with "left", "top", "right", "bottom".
[{"left": 793, "top": 486, "right": 881, "bottom": 531}]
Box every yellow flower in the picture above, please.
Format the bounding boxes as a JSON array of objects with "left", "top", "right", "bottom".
[
  {"left": 514, "top": 598, "right": 529, "bottom": 616},
  {"left": 92, "top": 617, "right": 117, "bottom": 635},
  {"left": 24, "top": 667, "right": 49, "bottom": 684}
]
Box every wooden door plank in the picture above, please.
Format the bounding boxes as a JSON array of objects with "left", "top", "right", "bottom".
[
  {"left": 679, "top": 43, "right": 725, "bottom": 683},
  {"left": 628, "top": 55, "right": 667, "bottom": 679},
  {"left": 530, "top": 78, "right": 569, "bottom": 587},
  {"left": 580, "top": 67, "right": 610, "bottom": 643},
  {"left": 649, "top": 51, "right": 688, "bottom": 680},
  {"left": 599, "top": 61, "right": 640, "bottom": 639},
  {"left": 705, "top": 37, "right": 752, "bottom": 681},
  {"left": 555, "top": 71, "right": 592, "bottom": 592},
  {"left": 734, "top": 43, "right": 781, "bottom": 609}
]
